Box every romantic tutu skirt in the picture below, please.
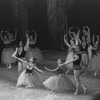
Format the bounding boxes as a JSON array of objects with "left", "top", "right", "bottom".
[
  {"left": 25, "top": 47, "right": 43, "bottom": 62},
  {"left": 88, "top": 54, "right": 100, "bottom": 71},
  {"left": 1, "top": 48, "right": 11, "bottom": 65},
  {"left": 17, "top": 69, "right": 43, "bottom": 87},
  {"left": 1, "top": 47, "right": 17, "bottom": 65},
  {"left": 17, "top": 68, "right": 53, "bottom": 87},
  {"left": 65, "top": 51, "right": 73, "bottom": 70},
  {"left": 43, "top": 74, "right": 75, "bottom": 92}
]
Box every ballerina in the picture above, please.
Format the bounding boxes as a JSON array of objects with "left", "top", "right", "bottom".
[
  {"left": 64, "top": 28, "right": 80, "bottom": 73},
  {"left": 89, "top": 34, "right": 99, "bottom": 76},
  {"left": 25, "top": 30, "right": 43, "bottom": 62},
  {"left": 0, "top": 30, "right": 12, "bottom": 68},
  {"left": 7, "top": 28, "right": 17, "bottom": 64},
  {"left": 12, "top": 48, "right": 45, "bottom": 88},
  {"left": 43, "top": 59, "right": 75, "bottom": 92}
]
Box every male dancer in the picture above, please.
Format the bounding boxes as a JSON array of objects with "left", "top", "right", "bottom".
[{"left": 60, "top": 45, "right": 87, "bottom": 95}]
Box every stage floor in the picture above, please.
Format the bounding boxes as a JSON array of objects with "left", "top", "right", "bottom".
[{"left": 0, "top": 50, "right": 100, "bottom": 100}]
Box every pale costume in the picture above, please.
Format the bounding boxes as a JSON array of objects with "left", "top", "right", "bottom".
[
  {"left": 0, "top": 30, "right": 12, "bottom": 68},
  {"left": 25, "top": 30, "right": 43, "bottom": 62},
  {"left": 43, "top": 59, "right": 75, "bottom": 92},
  {"left": 88, "top": 35, "right": 99, "bottom": 76}
]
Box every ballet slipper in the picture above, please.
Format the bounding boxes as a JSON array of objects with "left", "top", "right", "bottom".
[
  {"left": 25, "top": 85, "right": 33, "bottom": 88},
  {"left": 94, "top": 72, "right": 97, "bottom": 76},
  {"left": 7, "top": 65, "right": 11, "bottom": 69},
  {"left": 74, "top": 91, "right": 79, "bottom": 95},
  {"left": 83, "top": 88, "right": 87, "bottom": 95}
]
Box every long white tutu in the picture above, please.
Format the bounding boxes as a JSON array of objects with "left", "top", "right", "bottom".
[
  {"left": 43, "top": 74, "right": 75, "bottom": 92},
  {"left": 1, "top": 47, "right": 17, "bottom": 65},
  {"left": 88, "top": 54, "right": 100, "bottom": 71},
  {"left": 25, "top": 47, "right": 43, "bottom": 62},
  {"left": 1, "top": 48, "right": 11, "bottom": 64},
  {"left": 88, "top": 45, "right": 92, "bottom": 59},
  {"left": 17, "top": 67, "right": 54, "bottom": 87},
  {"left": 65, "top": 51, "right": 73, "bottom": 70},
  {"left": 17, "top": 70, "right": 35, "bottom": 87}
]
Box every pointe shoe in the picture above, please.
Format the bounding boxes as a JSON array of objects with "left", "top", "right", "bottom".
[
  {"left": 94, "top": 72, "right": 97, "bottom": 76},
  {"left": 7, "top": 65, "right": 11, "bottom": 69},
  {"left": 83, "top": 88, "right": 87, "bottom": 95},
  {"left": 25, "top": 86, "right": 32, "bottom": 88},
  {"left": 74, "top": 91, "right": 79, "bottom": 95}
]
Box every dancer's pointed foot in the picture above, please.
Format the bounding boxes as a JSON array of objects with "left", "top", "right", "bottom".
[
  {"left": 94, "top": 72, "right": 97, "bottom": 76},
  {"left": 83, "top": 88, "right": 87, "bottom": 95},
  {"left": 7, "top": 64, "right": 11, "bottom": 69},
  {"left": 74, "top": 91, "right": 79, "bottom": 95}
]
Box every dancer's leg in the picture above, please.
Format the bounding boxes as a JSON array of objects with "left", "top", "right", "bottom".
[{"left": 74, "top": 70, "right": 81, "bottom": 95}]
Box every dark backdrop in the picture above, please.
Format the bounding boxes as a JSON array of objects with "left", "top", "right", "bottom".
[{"left": 0, "top": 0, "right": 100, "bottom": 62}]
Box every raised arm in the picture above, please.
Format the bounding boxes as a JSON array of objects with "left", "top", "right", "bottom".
[
  {"left": 0, "top": 31, "right": 5, "bottom": 42},
  {"left": 24, "top": 37, "right": 29, "bottom": 51},
  {"left": 32, "top": 30, "right": 37, "bottom": 45},
  {"left": 83, "top": 26, "right": 91, "bottom": 43},
  {"left": 76, "top": 27, "right": 81, "bottom": 44},
  {"left": 86, "top": 26, "right": 91, "bottom": 43},
  {"left": 68, "top": 27, "right": 73, "bottom": 39},
  {"left": 64, "top": 34, "right": 70, "bottom": 47},
  {"left": 92, "top": 34, "right": 95, "bottom": 45},
  {"left": 13, "top": 28, "right": 17, "bottom": 41},
  {"left": 59, "top": 55, "right": 79, "bottom": 66},
  {"left": 95, "top": 35, "right": 99, "bottom": 49},
  {"left": 45, "top": 66, "right": 59, "bottom": 72}
]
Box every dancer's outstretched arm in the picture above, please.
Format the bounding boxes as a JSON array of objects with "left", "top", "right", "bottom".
[
  {"left": 0, "top": 31, "right": 5, "bottom": 42},
  {"left": 34, "top": 66, "right": 44, "bottom": 73},
  {"left": 45, "top": 66, "right": 58, "bottom": 72},
  {"left": 24, "top": 38, "right": 29, "bottom": 51},
  {"left": 59, "top": 55, "right": 79, "bottom": 66},
  {"left": 64, "top": 34, "right": 70, "bottom": 47},
  {"left": 95, "top": 35, "right": 99, "bottom": 49}
]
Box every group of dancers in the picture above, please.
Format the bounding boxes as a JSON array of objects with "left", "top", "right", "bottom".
[
  {"left": 0, "top": 28, "right": 43, "bottom": 69},
  {"left": 12, "top": 40, "right": 87, "bottom": 95},
  {"left": 0, "top": 26, "right": 99, "bottom": 95},
  {"left": 64, "top": 26, "right": 99, "bottom": 76},
  {"left": 10, "top": 26, "right": 98, "bottom": 95}
]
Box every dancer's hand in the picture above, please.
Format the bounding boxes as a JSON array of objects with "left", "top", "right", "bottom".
[{"left": 44, "top": 66, "right": 47, "bottom": 70}]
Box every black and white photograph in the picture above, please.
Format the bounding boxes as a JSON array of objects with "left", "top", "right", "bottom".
[{"left": 0, "top": 0, "right": 100, "bottom": 100}]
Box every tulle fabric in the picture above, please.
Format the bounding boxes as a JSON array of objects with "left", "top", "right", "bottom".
[
  {"left": 1, "top": 48, "right": 17, "bottom": 65},
  {"left": 43, "top": 74, "right": 75, "bottom": 92},
  {"left": 81, "top": 53, "right": 88, "bottom": 66},
  {"left": 17, "top": 68, "right": 54, "bottom": 88},
  {"left": 88, "top": 54, "right": 100, "bottom": 71},
  {"left": 65, "top": 51, "right": 73, "bottom": 70},
  {"left": 1, "top": 48, "right": 11, "bottom": 64}
]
